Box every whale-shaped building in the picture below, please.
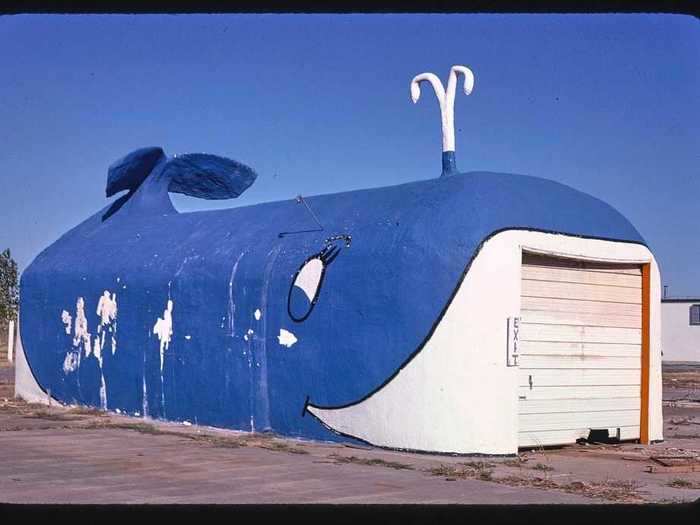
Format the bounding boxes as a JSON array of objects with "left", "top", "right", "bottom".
[{"left": 16, "top": 66, "right": 663, "bottom": 455}]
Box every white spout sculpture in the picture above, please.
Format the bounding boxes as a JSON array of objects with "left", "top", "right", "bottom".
[{"left": 410, "top": 65, "right": 475, "bottom": 176}]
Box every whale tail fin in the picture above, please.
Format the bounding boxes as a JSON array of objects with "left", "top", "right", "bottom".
[
  {"left": 106, "top": 147, "right": 165, "bottom": 198},
  {"left": 160, "top": 153, "right": 257, "bottom": 200},
  {"left": 106, "top": 147, "right": 258, "bottom": 200}
]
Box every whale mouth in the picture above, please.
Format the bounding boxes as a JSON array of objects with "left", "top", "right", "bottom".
[
  {"left": 300, "top": 288, "right": 451, "bottom": 438},
  {"left": 299, "top": 240, "right": 464, "bottom": 442},
  {"left": 301, "top": 331, "right": 431, "bottom": 448}
]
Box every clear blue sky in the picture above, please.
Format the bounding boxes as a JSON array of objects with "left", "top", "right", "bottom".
[{"left": 0, "top": 14, "right": 698, "bottom": 295}]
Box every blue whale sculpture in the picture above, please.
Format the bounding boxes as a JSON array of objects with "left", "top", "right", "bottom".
[{"left": 19, "top": 145, "right": 647, "bottom": 451}]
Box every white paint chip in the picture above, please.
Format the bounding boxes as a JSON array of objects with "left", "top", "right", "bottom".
[
  {"left": 185, "top": 335, "right": 192, "bottom": 340},
  {"left": 254, "top": 309, "right": 261, "bottom": 321},
  {"left": 93, "top": 337, "right": 102, "bottom": 366},
  {"left": 277, "top": 328, "right": 298, "bottom": 348},
  {"left": 153, "top": 299, "right": 174, "bottom": 373},
  {"left": 96, "top": 290, "right": 118, "bottom": 355},
  {"left": 97, "top": 290, "right": 117, "bottom": 329},
  {"left": 61, "top": 310, "right": 72, "bottom": 335},
  {"left": 62, "top": 351, "right": 79, "bottom": 374},
  {"left": 72, "top": 297, "right": 91, "bottom": 354}
]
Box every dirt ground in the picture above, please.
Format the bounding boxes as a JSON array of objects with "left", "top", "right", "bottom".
[{"left": 0, "top": 361, "right": 698, "bottom": 504}]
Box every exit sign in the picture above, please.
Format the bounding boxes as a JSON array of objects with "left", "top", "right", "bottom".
[{"left": 507, "top": 316, "right": 521, "bottom": 367}]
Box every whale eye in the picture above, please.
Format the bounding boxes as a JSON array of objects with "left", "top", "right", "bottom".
[
  {"left": 288, "top": 257, "right": 325, "bottom": 322},
  {"left": 287, "top": 237, "right": 349, "bottom": 322},
  {"left": 294, "top": 258, "right": 324, "bottom": 303}
]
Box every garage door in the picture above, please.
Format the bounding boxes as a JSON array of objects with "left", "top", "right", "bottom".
[{"left": 518, "top": 252, "right": 642, "bottom": 448}]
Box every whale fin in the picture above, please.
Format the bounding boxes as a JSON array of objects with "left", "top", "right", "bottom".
[
  {"left": 161, "top": 153, "right": 257, "bottom": 200},
  {"left": 106, "top": 147, "right": 166, "bottom": 198},
  {"left": 106, "top": 148, "right": 257, "bottom": 202}
]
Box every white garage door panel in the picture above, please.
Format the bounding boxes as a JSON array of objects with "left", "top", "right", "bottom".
[
  {"left": 521, "top": 265, "right": 642, "bottom": 288},
  {"left": 519, "top": 426, "right": 640, "bottom": 448},
  {"left": 518, "top": 385, "right": 641, "bottom": 400},
  {"left": 518, "top": 341, "right": 642, "bottom": 358},
  {"left": 518, "top": 355, "right": 641, "bottom": 370},
  {"left": 520, "top": 309, "right": 641, "bottom": 328},
  {"left": 519, "top": 397, "right": 640, "bottom": 414},
  {"left": 518, "top": 253, "right": 642, "bottom": 447},
  {"left": 521, "top": 280, "right": 641, "bottom": 304},
  {"left": 520, "top": 324, "right": 641, "bottom": 345},
  {"left": 518, "top": 369, "right": 640, "bottom": 387},
  {"left": 519, "top": 410, "right": 640, "bottom": 433},
  {"left": 522, "top": 297, "right": 642, "bottom": 317}
]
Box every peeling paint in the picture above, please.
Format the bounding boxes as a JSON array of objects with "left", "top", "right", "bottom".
[
  {"left": 93, "top": 336, "right": 107, "bottom": 410},
  {"left": 61, "top": 310, "right": 72, "bottom": 335},
  {"left": 254, "top": 309, "right": 261, "bottom": 320},
  {"left": 72, "top": 297, "right": 91, "bottom": 355},
  {"left": 97, "top": 290, "right": 117, "bottom": 328},
  {"left": 62, "top": 351, "right": 79, "bottom": 374},
  {"left": 153, "top": 299, "right": 174, "bottom": 373},
  {"left": 62, "top": 304, "right": 81, "bottom": 375},
  {"left": 93, "top": 337, "right": 102, "bottom": 365},
  {"left": 277, "top": 328, "right": 298, "bottom": 348},
  {"left": 96, "top": 290, "right": 118, "bottom": 355}
]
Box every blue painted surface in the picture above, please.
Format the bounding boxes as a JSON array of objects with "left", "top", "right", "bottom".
[
  {"left": 441, "top": 151, "right": 457, "bottom": 177},
  {"left": 106, "top": 147, "right": 166, "bottom": 198},
  {"left": 19, "top": 148, "right": 646, "bottom": 442}
]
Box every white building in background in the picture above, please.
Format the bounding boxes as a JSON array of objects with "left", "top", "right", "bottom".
[{"left": 661, "top": 298, "right": 700, "bottom": 362}]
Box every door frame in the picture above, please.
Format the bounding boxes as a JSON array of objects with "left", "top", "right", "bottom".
[{"left": 640, "top": 263, "right": 651, "bottom": 444}]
